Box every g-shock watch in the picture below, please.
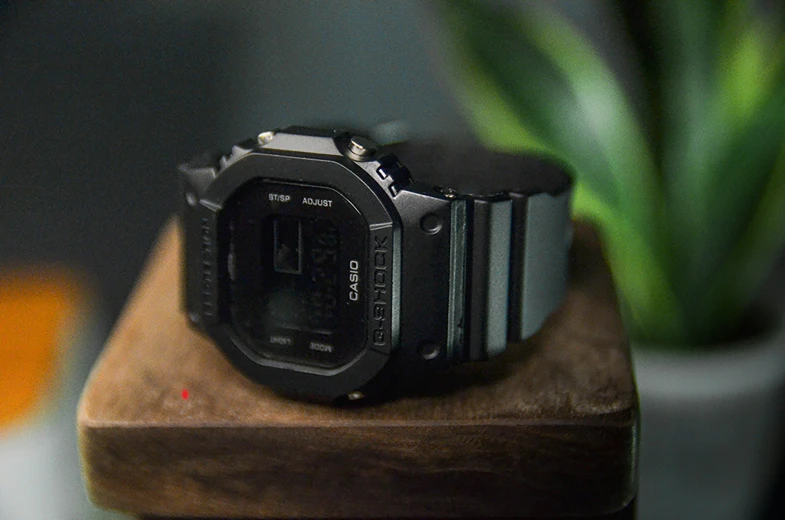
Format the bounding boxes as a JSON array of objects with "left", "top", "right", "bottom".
[{"left": 180, "top": 127, "right": 572, "bottom": 400}]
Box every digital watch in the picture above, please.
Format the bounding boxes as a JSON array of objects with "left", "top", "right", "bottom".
[{"left": 180, "top": 127, "right": 572, "bottom": 400}]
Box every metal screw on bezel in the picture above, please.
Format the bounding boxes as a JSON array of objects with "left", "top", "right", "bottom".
[
  {"left": 420, "top": 213, "right": 443, "bottom": 234},
  {"left": 257, "top": 130, "right": 277, "bottom": 145},
  {"left": 348, "top": 135, "right": 378, "bottom": 158},
  {"left": 418, "top": 342, "right": 441, "bottom": 360}
]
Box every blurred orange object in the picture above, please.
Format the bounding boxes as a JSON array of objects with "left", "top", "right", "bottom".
[{"left": 0, "top": 269, "right": 84, "bottom": 428}]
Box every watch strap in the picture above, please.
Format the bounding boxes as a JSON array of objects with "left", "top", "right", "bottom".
[{"left": 388, "top": 142, "right": 573, "bottom": 361}]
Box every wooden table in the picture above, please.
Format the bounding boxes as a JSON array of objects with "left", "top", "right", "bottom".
[{"left": 78, "top": 220, "right": 638, "bottom": 518}]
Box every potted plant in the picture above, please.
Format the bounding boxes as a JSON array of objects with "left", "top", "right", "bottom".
[{"left": 430, "top": 1, "right": 785, "bottom": 519}]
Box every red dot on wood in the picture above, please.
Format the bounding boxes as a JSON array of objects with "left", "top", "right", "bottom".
[{"left": 182, "top": 389, "right": 189, "bottom": 400}]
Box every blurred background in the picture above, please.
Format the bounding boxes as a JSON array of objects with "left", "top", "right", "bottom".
[{"left": 0, "top": 1, "right": 783, "bottom": 519}]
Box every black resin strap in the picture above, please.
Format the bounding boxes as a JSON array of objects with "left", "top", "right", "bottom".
[{"left": 389, "top": 142, "right": 573, "bottom": 361}]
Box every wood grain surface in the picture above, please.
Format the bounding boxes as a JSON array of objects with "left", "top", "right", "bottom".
[{"left": 78, "top": 219, "right": 638, "bottom": 518}]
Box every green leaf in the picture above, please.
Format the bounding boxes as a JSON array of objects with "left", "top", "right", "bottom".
[
  {"left": 697, "top": 89, "right": 785, "bottom": 341},
  {"left": 435, "top": 0, "right": 685, "bottom": 341},
  {"left": 515, "top": 4, "right": 662, "bottom": 240},
  {"left": 718, "top": 1, "right": 785, "bottom": 126},
  {"left": 645, "top": 0, "right": 785, "bottom": 343},
  {"left": 718, "top": 141, "right": 785, "bottom": 320},
  {"left": 649, "top": 2, "right": 720, "bottom": 296},
  {"left": 440, "top": 35, "right": 555, "bottom": 155}
]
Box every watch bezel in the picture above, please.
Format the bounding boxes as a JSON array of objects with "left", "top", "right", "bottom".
[{"left": 189, "top": 149, "right": 399, "bottom": 399}]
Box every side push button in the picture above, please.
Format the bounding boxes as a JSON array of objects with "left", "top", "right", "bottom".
[
  {"left": 376, "top": 157, "right": 411, "bottom": 197},
  {"left": 389, "top": 182, "right": 404, "bottom": 197}
]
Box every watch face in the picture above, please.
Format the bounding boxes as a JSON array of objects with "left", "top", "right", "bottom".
[{"left": 220, "top": 179, "right": 368, "bottom": 368}]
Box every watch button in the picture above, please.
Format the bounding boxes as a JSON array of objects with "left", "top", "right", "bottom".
[
  {"left": 376, "top": 164, "right": 391, "bottom": 180},
  {"left": 389, "top": 182, "right": 404, "bottom": 197},
  {"left": 394, "top": 166, "right": 411, "bottom": 184},
  {"left": 377, "top": 162, "right": 411, "bottom": 182},
  {"left": 376, "top": 161, "right": 401, "bottom": 180}
]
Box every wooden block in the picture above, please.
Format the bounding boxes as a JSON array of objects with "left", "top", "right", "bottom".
[{"left": 78, "top": 219, "right": 638, "bottom": 518}]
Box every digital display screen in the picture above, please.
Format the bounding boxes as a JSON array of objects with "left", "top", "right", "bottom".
[
  {"left": 262, "top": 216, "right": 340, "bottom": 334},
  {"left": 222, "top": 180, "right": 367, "bottom": 368}
]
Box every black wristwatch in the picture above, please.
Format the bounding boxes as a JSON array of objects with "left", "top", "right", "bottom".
[{"left": 179, "top": 127, "right": 572, "bottom": 400}]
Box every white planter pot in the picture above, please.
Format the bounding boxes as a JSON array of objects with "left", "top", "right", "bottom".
[{"left": 633, "top": 315, "right": 785, "bottom": 520}]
